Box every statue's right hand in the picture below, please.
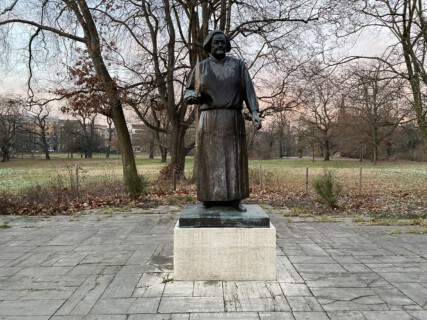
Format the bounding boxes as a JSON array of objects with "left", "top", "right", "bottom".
[{"left": 186, "top": 95, "right": 202, "bottom": 105}]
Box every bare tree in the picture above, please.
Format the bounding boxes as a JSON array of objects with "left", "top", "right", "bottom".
[
  {"left": 1, "top": 0, "right": 332, "bottom": 182},
  {"left": 0, "top": 96, "right": 23, "bottom": 162},
  {"left": 332, "top": 0, "right": 427, "bottom": 158},
  {"left": 392, "top": 120, "right": 425, "bottom": 161},
  {"left": 272, "top": 111, "right": 295, "bottom": 158},
  {"left": 345, "top": 63, "right": 407, "bottom": 164},
  {"left": 60, "top": 119, "right": 80, "bottom": 158},
  {"left": 106, "top": 0, "right": 327, "bottom": 176},
  {"left": 0, "top": 0, "right": 143, "bottom": 193},
  {"left": 20, "top": 101, "right": 54, "bottom": 160},
  {"left": 296, "top": 63, "right": 341, "bottom": 161},
  {"left": 131, "top": 97, "right": 170, "bottom": 163},
  {"left": 74, "top": 110, "right": 98, "bottom": 158}
]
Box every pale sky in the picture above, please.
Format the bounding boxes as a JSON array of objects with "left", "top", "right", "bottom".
[{"left": 0, "top": 21, "right": 395, "bottom": 103}]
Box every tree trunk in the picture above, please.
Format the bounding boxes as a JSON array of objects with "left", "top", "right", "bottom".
[
  {"left": 86, "top": 135, "right": 93, "bottom": 158},
  {"left": 149, "top": 139, "right": 154, "bottom": 159},
  {"left": 111, "top": 104, "right": 142, "bottom": 194},
  {"left": 420, "top": 130, "right": 427, "bottom": 161},
  {"left": 372, "top": 143, "right": 378, "bottom": 165},
  {"left": 106, "top": 117, "right": 113, "bottom": 159},
  {"left": 40, "top": 133, "right": 50, "bottom": 160},
  {"left": 87, "top": 128, "right": 93, "bottom": 158},
  {"left": 279, "top": 131, "right": 284, "bottom": 158},
  {"left": 160, "top": 147, "right": 168, "bottom": 163},
  {"left": 323, "top": 140, "right": 330, "bottom": 161},
  {"left": 1, "top": 146, "right": 8, "bottom": 162},
  {"left": 170, "top": 121, "right": 189, "bottom": 178},
  {"left": 41, "top": 138, "right": 51, "bottom": 160},
  {"left": 401, "top": 41, "right": 427, "bottom": 161},
  {"left": 75, "top": 0, "right": 142, "bottom": 193},
  {"left": 410, "top": 81, "right": 427, "bottom": 160}
]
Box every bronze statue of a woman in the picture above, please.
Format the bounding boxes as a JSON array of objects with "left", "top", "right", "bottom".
[{"left": 184, "top": 30, "right": 261, "bottom": 212}]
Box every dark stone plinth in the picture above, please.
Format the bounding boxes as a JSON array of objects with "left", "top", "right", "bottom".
[{"left": 178, "top": 204, "right": 270, "bottom": 228}]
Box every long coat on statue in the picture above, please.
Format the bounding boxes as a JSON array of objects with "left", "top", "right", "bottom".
[{"left": 184, "top": 55, "right": 259, "bottom": 202}]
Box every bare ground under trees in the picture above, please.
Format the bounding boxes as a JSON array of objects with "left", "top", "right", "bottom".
[{"left": 1, "top": 163, "right": 426, "bottom": 221}]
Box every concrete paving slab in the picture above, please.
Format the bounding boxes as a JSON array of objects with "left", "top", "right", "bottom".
[
  {"left": 0, "top": 317, "right": 50, "bottom": 320},
  {"left": 293, "top": 311, "right": 330, "bottom": 320},
  {"left": 158, "top": 296, "right": 224, "bottom": 313},
  {"left": 127, "top": 297, "right": 161, "bottom": 313},
  {"left": 89, "top": 298, "right": 137, "bottom": 314},
  {"left": 55, "top": 274, "right": 115, "bottom": 316},
  {"left": 0, "top": 208, "right": 426, "bottom": 319},
  {"left": 287, "top": 296, "right": 323, "bottom": 312},
  {"left": 280, "top": 283, "right": 312, "bottom": 296},
  {"left": 259, "top": 312, "right": 296, "bottom": 319},
  {"left": 191, "top": 312, "right": 260, "bottom": 319},
  {"left": 327, "top": 311, "right": 366, "bottom": 320},
  {"left": 193, "top": 281, "right": 223, "bottom": 297},
  {"left": 133, "top": 272, "right": 166, "bottom": 298},
  {"left": 362, "top": 310, "right": 418, "bottom": 319},
  {"left": 51, "top": 316, "right": 128, "bottom": 320},
  {"left": 101, "top": 272, "right": 141, "bottom": 298},
  {"left": 0, "top": 299, "right": 64, "bottom": 316},
  {"left": 128, "top": 314, "right": 189, "bottom": 320}
]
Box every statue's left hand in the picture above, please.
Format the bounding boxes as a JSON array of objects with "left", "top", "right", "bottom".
[{"left": 252, "top": 111, "right": 262, "bottom": 130}]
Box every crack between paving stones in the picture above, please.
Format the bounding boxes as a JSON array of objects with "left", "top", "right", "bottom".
[
  {"left": 221, "top": 281, "right": 227, "bottom": 312},
  {"left": 264, "top": 282, "right": 282, "bottom": 311},
  {"left": 76, "top": 273, "right": 111, "bottom": 315},
  {"left": 350, "top": 294, "right": 380, "bottom": 303},
  {"left": 156, "top": 273, "right": 168, "bottom": 313},
  {"left": 368, "top": 270, "right": 427, "bottom": 309},
  {"left": 231, "top": 282, "right": 241, "bottom": 312},
  {"left": 157, "top": 244, "right": 165, "bottom": 257},
  {"left": 221, "top": 281, "right": 227, "bottom": 313},
  {"left": 366, "top": 276, "right": 385, "bottom": 288},
  {"left": 282, "top": 255, "right": 307, "bottom": 284},
  {"left": 128, "top": 271, "right": 144, "bottom": 299},
  {"left": 165, "top": 215, "right": 177, "bottom": 233},
  {"left": 149, "top": 243, "right": 166, "bottom": 272}
]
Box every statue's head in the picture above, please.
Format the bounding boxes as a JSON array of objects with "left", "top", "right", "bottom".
[{"left": 203, "top": 30, "right": 231, "bottom": 60}]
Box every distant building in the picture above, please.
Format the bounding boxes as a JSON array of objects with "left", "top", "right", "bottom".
[
  {"left": 44, "top": 117, "right": 61, "bottom": 151},
  {"left": 128, "top": 123, "right": 151, "bottom": 152}
]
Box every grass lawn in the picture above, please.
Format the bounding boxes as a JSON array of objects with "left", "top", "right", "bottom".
[
  {"left": 1, "top": 153, "right": 426, "bottom": 195},
  {"left": 249, "top": 157, "right": 427, "bottom": 195},
  {"left": 0, "top": 153, "right": 175, "bottom": 193},
  {"left": 1, "top": 153, "right": 426, "bottom": 218}
]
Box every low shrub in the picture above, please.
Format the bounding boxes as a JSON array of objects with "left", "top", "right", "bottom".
[{"left": 313, "top": 170, "right": 342, "bottom": 208}]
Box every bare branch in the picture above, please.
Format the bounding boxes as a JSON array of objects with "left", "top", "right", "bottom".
[
  {"left": 0, "top": 18, "right": 85, "bottom": 42},
  {"left": 0, "top": 0, "right": 18, "bottom": 15}
]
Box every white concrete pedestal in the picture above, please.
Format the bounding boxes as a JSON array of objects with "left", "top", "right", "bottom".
[{"left": 173, "top": 222, "right": 276, "bottom": 281}]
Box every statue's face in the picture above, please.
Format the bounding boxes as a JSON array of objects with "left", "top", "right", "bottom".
[{"left": 210, "top": 34, "right": 227, "bottom": 60}]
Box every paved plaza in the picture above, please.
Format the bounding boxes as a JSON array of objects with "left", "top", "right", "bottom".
[{"left": 0, "top": 206, "right": 427, "bottom": 320}]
